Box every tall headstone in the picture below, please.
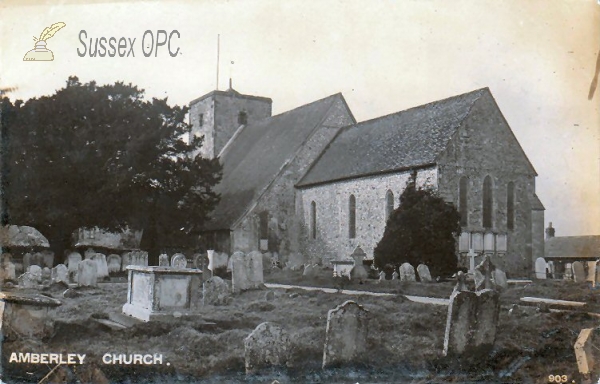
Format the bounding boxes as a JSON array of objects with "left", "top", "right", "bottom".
[
  {"left": 93, "top": 253, "right": 109, "bottom": 279},
  {"left": 171, "top": 254, "right": 187, "bottom": 269},
  {"left": 67, "top": 252, "right": 82, "bottom": 274},
  {"left": 231, "top": 251, "right": 264, "bottom": 293},
  {"left": 535, "top": 257, "right": 547, "bottom": 279},
  {"left": 215, "top": 252, "right": 229, "bottom": 270},
  {"left": 244, "top": 322, "right": 292, "bottom": 374},
  {"left": 399, "top": 263, "right": 416, "bottom": 282},
  {"left": 417, "top": 264, "right": 432, "bottom": 283},
  {"left": 574, "top": 327, "right": 600, "bottom": 383},
  {"left": 3, "top": 261, "right": 15, "bottom": 281},
  {"left": 378, "top": 271, "right": 386, "bottom": 281},
  {"left": 587, "top": 261, "right": 597, "bottom": 285},
  {"left": 492, "top": 268, "right": 508, "bottom": 290},
  {"left": 391, "top": 271, "right": 399, "bottom": 280},
  {"left": 22, "top": 253, "right": 32, "bottom": 271},
  {"left": 573, "top": 261, "right": 586, "bottom": 283},
  {"left": 349, "top": 247, "right": 368, "bottom": 282},
  {"left": 207, "top": 250, "right": 215, "bottom": 272},
  {"left": 565, "top": 263, "right": 573, "bottom": 280},
  {"left": 51, "top": 264, "right": 69, "bottom": 284},
  {"left": 107, "top": 254, "right": 122, "bottom": 274},
  {"left": 77, "top": 259, "right": 98, "bottom": 287},
  {"left": 322, "top": 300, "right": 369, "bottom": 368},
  {"left": 121, "top": 252, "right": 131, "bottom": 270},
  {"left": 474, "top": 255, "right": 494, "bottom": 291},
  {"left": 443, "top": 289, "right": 500, "bottom": 357},
  {"left": 158, "top": 254, "right": 169, "bottom": 267}
]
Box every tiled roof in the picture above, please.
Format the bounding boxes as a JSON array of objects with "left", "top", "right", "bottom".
[
  {"left": 204, "top": 93, "right": 346, "bottom": 231},
  {"left": 296, "top": 88, "right": 489, "bottom": 187},
  {"left": 545, "top": 236, "right": 600, "bottom": 259}
]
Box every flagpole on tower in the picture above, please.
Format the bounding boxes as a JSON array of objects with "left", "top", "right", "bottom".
[{"left": 216, "top": 34, "right": 220, "bottom": 90}]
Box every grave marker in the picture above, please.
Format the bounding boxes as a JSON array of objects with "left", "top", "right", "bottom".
[
  {"left": 399, "top": 263, "right": 416, "bottom": 282},
  {"left": 573, "top": 261, "right": 586, "bottom": 283},
  {"left": 535, "top": 257, "right": 547, "bottom": 279},
  {"left": 417, "top": 264, "right": 432, "bottom": 282},
  {"left": 322, "top": 300, "right": 369, "bottom": 368},
  {"left": 244, "top": 322, "right": 292, "bottom": 374},
  {"left": 77, "top": 259, "right": 98, "bottom": 287}
]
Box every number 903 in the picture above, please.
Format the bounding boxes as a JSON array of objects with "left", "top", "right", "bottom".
[{"left": 548, "top": 375, "right": 568, "bottom": 383}]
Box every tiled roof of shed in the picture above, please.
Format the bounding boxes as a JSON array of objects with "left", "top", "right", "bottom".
[
  {"left": 545, "top": 236, "right": 600, "bottom": 259},
  {"left": 296, "top": 88, "right": 489, "bottom": 187},
  {"left": 204, "top": 93, "right": 346, "bottom": 231}
]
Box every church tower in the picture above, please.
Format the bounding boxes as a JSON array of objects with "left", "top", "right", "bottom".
[{"left": 189, "top": 83, "right": 272, "bottom": 159}]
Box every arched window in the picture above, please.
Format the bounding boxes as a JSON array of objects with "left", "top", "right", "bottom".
[
  {"left": 349, "top": 194, "right": 356, "bottom": 239},
  {"left": 385, "top": 190, "right": 394, "bottom": 220},
  {"left": 483, "top": 176, "right": 493, "bottom": 228},
  {"left": 459, "top": 177, "right": 468, "bottom": 226},
  {"left": 238, "top": 111, "right": 248, "bottom": 125},
  {"left": 310, "top": 201, "right": 317, "bottom": 239},
  {"left": 507, "top": 182, "right": 515, "bottom": 230}
]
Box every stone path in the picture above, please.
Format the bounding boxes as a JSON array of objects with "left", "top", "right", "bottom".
[
  {"left": 520, "top": 297, "right": 586, "bottom": 308},
  {"left": 264, "top": 283, "right": 450, "bottom": 305}
]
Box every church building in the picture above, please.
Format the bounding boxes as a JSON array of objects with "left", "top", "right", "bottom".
[{"left": 192, "top": 85, "right": 544, "bottom": 277}]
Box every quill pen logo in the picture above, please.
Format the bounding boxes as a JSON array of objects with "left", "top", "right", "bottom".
[{"left": 23, "top": 22, "right": 66, "bottom": 61}]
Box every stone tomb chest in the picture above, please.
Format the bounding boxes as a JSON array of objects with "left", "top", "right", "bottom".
[
  {"left": 0, "top": 292, "right": 61, "bottom": 339},
  {"left": 122, "top": 266, "right": 202, "bottom": 322}
]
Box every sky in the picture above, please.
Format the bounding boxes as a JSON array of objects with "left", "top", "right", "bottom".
[{"left": 1, "top": 0, "right": 599, "bottom": 236}]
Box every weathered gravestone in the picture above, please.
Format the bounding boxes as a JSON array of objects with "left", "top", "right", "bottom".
[
  {"left": 18, "top": 272, "right": 38, "bottom": 288},
  {"left": 2, "top": 261, "right": 16, "bottom": 281},
  {"left": 158, "top": 254, "right": 169, "bottom": 267},
  {"left": 32, "top": 252, "right": 44, "bottom": 268},
  {"left": 565, "top": 263, "right": 573, "bottom": 280},
  {"left": 399, "top": 263, "right": 416, "bottom": 282},
  {"left": 84, "top": 248, "right": 96, "bottom": 260},
  {"left": 22, "top": 253, "right": 32, "bottom": 271},
  {"left": 244, "top": 322, "right": 292, "bottom": 374},
  {"left": 587, "top": 261, "right": 597, "bottom": 285},
  {"left": 107, "top": 254, "right": 122, "bottom": 274},
  {"left": 474, "top": 256, "right": 494, "bottom": 291},
  {"left": 573, "top": 261, "right": 586, "bottom": 283},
  {"left": 302, "top": 264, "right": 316, "bottom": 278},
  {"left": 492, "top": 268, "right": 508, "bottom": 290},
  {"left": 323, "top": 300, "right": 369, "bottom": 368},
  {"left": 443, "top": 288, "right": 500, "bottom": 358},
  {"left": 93, "top": 253, "right": 109, "bottom": 279},
  {"left": 171, "top": 253, "right": 187, "bottom": 269},
  {"left": 202, "top": 276, "right": 231, "bottom": 306},
  {"left": 391, "top": 271, "right": 399, "bottom": 280},
  {"left": 121, "top": 252, "right": 131, "bottom": 270},
  {"left": 262, "top": 252, "right": 272, "bottom": 271},
  {"left": 28, "top": 265, "right": 42, "bottom": 283},
  {"left": 130, "top": 250, "right": 148, "bottom": 266},
  {"left": 77, "top": 259, "right": 98, "bottom": 287},
  {"left": 535, "top": 257, "right": 547, "bottom": 279},
  {"left": 41, "top": 267, "right": 51, "bottom": 283},
  {"left": 68, "top": 252, "right": 82, "bottom": 275},
  {"left": 232, "top": 251, "right": 264, "bottom": 293},
  {"left": 349, "top": 246, "right": 368, "bottom": 282},
  {"left": 417, "top": 264, "right": 432, "bottom": 283},
  {"left": 378, "top": 271, "right": 386, "bottom": 281},
  {"left": 51, "top": 264, "right": 69, "bottom": 284}
]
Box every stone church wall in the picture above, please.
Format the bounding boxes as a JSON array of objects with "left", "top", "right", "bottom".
[
  {"left": 299, "top": 168, "right": 438, "bottom": 264},
  {"left": 230, "top": 97, "right": 354, "bottom": 263},
  {"left": 436, "top": 91, "right": 541, "bottom": 277}
]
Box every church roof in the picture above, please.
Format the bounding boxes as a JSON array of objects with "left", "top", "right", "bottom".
[
  {"left": 531, "top": 194, "right": 545, "bottom": 211},
  {"left": 296, "top": 88, "right": 489, "bottom": 187},
  {"left": 204, "top": 93, "right": 348, "bottom": 231},
  {"left": 545, "top": 236, "right": 600, "bottom": 259}
]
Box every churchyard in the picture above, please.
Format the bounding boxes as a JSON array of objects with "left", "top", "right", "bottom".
[{"left": 1, "top": 250, "right": 600, "bottom": 383}]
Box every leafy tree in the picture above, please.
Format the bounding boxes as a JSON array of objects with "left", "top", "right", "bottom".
[
  {"left": 2, "top": 76, "right": 222, "bottom": 263},
  {"left": 374, "top": 172, "right": 461, "bottom": 278}
]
